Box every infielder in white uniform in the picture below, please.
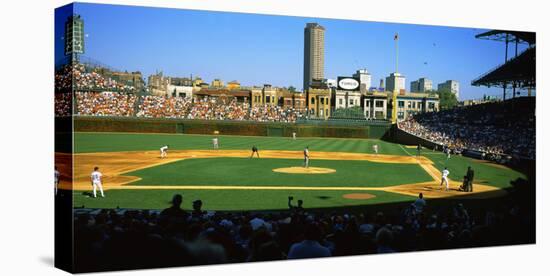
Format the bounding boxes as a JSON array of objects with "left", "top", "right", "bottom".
[
  {"left": 160, "top": 145, "right": 169, "bottom": 158},
  {"left": 212, "top": 137, "right": 219, "bottom": 149},
  {"left": 373, "top": 144, "right": 379, "bottom": 155},
  {"left": 303, "top": 146, "right": 310, "bottom": 168},
  {"left": 54, "top": 166, "right": 60, "bottom": 195},
  {"left": 91, "top": 166, "right": 105, "bottom": 198},
  {"left": 440, "top": 167, "right": 450, "bottom": 191}
]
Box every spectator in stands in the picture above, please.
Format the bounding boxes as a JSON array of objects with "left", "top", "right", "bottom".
[
  {"left": 191, "top": 200, "right": 206, "bottom": 219},
  {"left": 413, "top": 193, "right": 426, "bottom": 213},
  {"left": 375, "top": 226, "right": 395, "bottom": 253},
  {"left": 287, "top": 222, "right": 331, "bottom": 259},
  {"left": 160, "top": 194, "right": 188, "bottom": 221},
  {"left": 288, "top": 196, "right": 304, "bottom": 214}
]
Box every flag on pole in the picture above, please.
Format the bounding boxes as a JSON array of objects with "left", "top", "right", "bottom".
[{"left": 394, "top": 33, "right": 399, "bottom": 40}]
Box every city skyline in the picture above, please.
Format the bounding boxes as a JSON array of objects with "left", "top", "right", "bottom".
[{"left": 56, "top": 3, "right": 530, "bottom": 100}]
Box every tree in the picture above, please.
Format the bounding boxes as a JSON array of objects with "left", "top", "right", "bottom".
[
  {"left": 434, "top": 88, "right": 458, "bottom": 110},
  {"left": 288, "top": 86, "right": 297, "bottom": 92}
]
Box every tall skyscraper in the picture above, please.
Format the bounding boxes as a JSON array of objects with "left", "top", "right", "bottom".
[{"left": 303, "top": 23, "right": 325, "bottom": 91}]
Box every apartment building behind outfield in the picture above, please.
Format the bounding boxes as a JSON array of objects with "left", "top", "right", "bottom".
[{"left": 303, "top": 23, "right": 325, "bottom": 92}]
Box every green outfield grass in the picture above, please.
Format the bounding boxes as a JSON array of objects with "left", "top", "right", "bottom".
[
  {"left": 126, "top": 157, "right": 433, "bottom": 187},
  {"left": 72, "top": 132, "right": 526, "bottom": 210},
  {"left": 72, "top": 189, "right": 415, "bottom": 211},
  {"left": 74, "top": 132, "right": 409, "bottom": 155}
]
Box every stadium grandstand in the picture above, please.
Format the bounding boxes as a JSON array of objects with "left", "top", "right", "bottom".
[
  {"left": 69, "top": 178, "right": 534, "bottom": 272},
  {"left": 397, "top": 29, "right": 536, "bottom": 163},
  {"left": 398, "top": 97, "right": 535, "bottom": 160},
  {"left": 472, "top": 30, "right": 536, "bottom": 100},
  {"left": 55, "top": 60, "right": 392, "bottom": 124}
]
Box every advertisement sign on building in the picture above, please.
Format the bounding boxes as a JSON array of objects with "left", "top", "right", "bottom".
[{"left": 337, "top": 77, "right": 360, "bottom": 91}]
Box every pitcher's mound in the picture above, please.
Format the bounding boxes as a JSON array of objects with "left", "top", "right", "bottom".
[
  {"left": 273, "top": 167, "right": 336, "bottom": 174},
  {"left": 343, "top": 193, "right": 376, "bottom": 200}
]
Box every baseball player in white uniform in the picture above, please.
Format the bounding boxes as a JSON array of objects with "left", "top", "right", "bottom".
[
  {"left": 91, "top": 167, "right": 105, "bottom": 198},
  {"left": 373, "top": 144, "right": 379, "bottom": 155},
  {"left": 212, "top": 137, "right": 219, "bottom": 149},
  {"left": 292, "top": 132, "right": 297, "bottom": 140},
  {"left": 160, "top": 145, "right": 168, "bottom": 158},
  {"left": 303, "top": 146, "right": 310, "bottom": 168},
  {"left": 440, "top": 167, "right": 450, "bottom": 191},
  {"left": 54, "top": 166, "right": 60, "bottom": 195}
]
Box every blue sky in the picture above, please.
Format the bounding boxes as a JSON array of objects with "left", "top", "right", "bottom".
[{"left": 55, "top": 3, "right": 529, "bottom": 100}]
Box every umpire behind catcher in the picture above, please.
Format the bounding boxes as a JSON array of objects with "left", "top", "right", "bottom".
[{"left": 461, "top": 166, "right": 474, "bottom": 192}]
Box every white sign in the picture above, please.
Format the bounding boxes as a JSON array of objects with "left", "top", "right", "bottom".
[{"left": 338, "top": 78, "right": 360, "bottom": 90}]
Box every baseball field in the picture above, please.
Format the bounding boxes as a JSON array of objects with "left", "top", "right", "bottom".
[{"left": 63, "top": 132, "right": 525, "bottom": 211}]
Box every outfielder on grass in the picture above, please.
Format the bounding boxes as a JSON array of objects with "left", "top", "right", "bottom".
[{"left": 212, "top": 137, "right": 219, "bottom": 149}]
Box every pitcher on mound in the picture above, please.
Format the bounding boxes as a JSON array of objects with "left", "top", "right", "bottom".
[{"left": 303, "top": 146, "right": 310, "bottom": 168}]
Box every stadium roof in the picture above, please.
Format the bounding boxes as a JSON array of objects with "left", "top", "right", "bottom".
[
  {"left": 475, "top": 30, "right": 536, "bottom": 45},
  {"left": 471, "top": 47, "right": 535, "bottom": 88}
]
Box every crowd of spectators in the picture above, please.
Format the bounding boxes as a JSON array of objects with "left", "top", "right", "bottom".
[
  {"left": 250, "top": 105, "right": 302, "bottom": 123},
  {"left": 135, "top": 95, "right": 193, "bottom": 118},
  {"left": 186, "top": 97, "right": 250, "bottom": 121},
  {"left": 73, "top": 63, "right": 137, "bottom": 92},
  {"left": 55, "top": 65, "right": 74, "bottom": 91},
  {"left": 73, "top": 92, "right": 303, "bottom": 123},
  {"left": 73, "top": 185, "right": 534, "bottom": 272},
  {"left": 56, "top": 63, "right": 137, "bottom": 93},
  {"left": 398, "top": 98, "right": 535, "bottom": 160},
  {"left": 55, "top": 93, "right": 72, "bottom": 117},
  {"left": 57, "top": 63, "right": 303, "bottom": 122},
  {"left": 75, "top": 92, "right": 137, "bottom": 117}
]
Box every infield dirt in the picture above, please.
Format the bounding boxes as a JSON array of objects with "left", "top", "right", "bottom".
[{"left": 59, "top": 150, "right": 505, "bottom": 199}]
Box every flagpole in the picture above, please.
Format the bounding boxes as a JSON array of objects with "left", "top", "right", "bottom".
[
  {"left": 395, "top": 33, "right": 399, "bottom": 74},
  {"left": 392, "top": 33, "right": 399, "bottom": 124}
]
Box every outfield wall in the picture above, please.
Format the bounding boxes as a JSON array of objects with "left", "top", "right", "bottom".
[{"left": 73, "top": 116, "right": 392, "bottom": 139}]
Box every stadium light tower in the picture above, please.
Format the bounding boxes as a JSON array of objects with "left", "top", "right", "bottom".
[{"left": 64, "top": 14, "right": 85, "bottom": 63}]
